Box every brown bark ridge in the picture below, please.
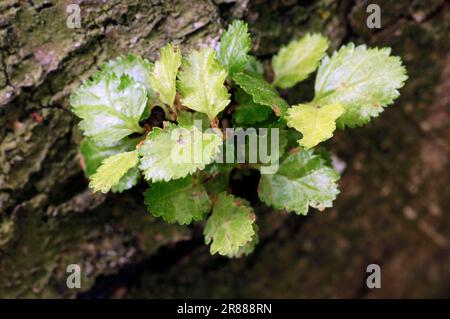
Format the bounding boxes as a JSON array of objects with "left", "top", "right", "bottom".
[{"left": 1, "top": 0, "right": 450, "bottom": 298}]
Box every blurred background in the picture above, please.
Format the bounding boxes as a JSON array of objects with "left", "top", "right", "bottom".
[{"left": 0, "top": 0, "right": 449, "bottom": 298}]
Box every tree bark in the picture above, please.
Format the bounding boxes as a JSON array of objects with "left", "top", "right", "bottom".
[{"left": 1, "top": 0, "right": 449, "bottom": 298}]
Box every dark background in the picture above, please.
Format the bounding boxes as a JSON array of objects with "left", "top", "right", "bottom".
[{"left": 0, "top": 0, "right": 449, "bottom": 298}]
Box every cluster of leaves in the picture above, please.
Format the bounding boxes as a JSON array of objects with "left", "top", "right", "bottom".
[{"left": 71, "top": 20, "right": 407, "bottom": 257}]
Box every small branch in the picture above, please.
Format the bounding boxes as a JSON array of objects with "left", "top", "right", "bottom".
[
  {"left": 135, "top": 126, "right": 146, "bottom": 134},
  {"left": 210, "top": 117, "right": 219, "bottom": 128},
  {"left": 158, "top": 104, "right": 178, "bottom": 121}
]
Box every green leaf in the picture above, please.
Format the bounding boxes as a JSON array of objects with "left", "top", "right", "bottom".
[
  {"left": 80, "top": 137, "right": 139, "bottom": 177},
  {"left": 71, "top": 73, "right": 147, "bottom": 146},
  {"left": 198, "top": 164, "right": 233, "bottom": 196},
  {"left": 144, "top": 176, "right": 211, "bottom": 225},
  {"left": 258, "top": 149, "right": 340, "bottom": 215},
  {"left": 233, "top": 89, "right": 273, "bottom": 125},
  {"left": 233, "top": 89, "right": 272, "bottom": 125},
  {"left": 204, "top": 192, "right": 256, "bottom": 256},
  {"left": 285, "top": 128, "right": 302, "bottom": 149},
  {"left": 233, "top": 72, "right": 289, "bottom": 116},
  {"left": 138, "top": 123, "right": 222, "bottom": 182},
  {"left": 216, "top": 20, "right": 251, "bottom": 75},
  {"left": 259, "top": 124, "right": 288, "bottom": 167},
  {"left": 177, "top": 111, "right": 210, "bottom": 131},
  {"left": 245, "top": 56, "right": 265, "bottom": 77},
  {"left": 286, "top": 103, "right": 344, "bottom": 149},
  {"left": 272, "top": 33, "right": 329, "bottom": 89},
  {"left": 233, "top": 104, "right": 272, "bottom": 126},
  {"left": 227, "top": 224, "right": 259, "bottom": 258},
  {"left": 314, "top": 43, "right": 408, "bottom": 128},
  {"left": 81, "top": 137, "right": 141, "bottom": 193},
  {"left": 111, "top": 166, "right": 140, "bottom": 193},
  {"left": 102, "top": 54, "right": 158, "bottom": 107},
  {"left": 149, "top": 43, "right": 181, "bottom": 108},
  {"left": 89, "top": 150, "right": 139, "bottom": 193},
  {"left": 178, "top": 48, "right": 230, "bottom": 120}
]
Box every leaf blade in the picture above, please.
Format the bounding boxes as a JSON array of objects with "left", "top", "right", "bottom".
[
  {"left": 138, "top": 124, "right": 223, "bottom": 182},
  {"left": 89, "top": 150, "right": 139, "bottom": 193},
  {"left": 111, "top": 166, "right": 140, "bottom": 193},
  {"left": 226, "top": 224, "right": 259, "bottom": 258},
  {"left": 101, "top": 53, "right": 158, "bottom": 108},
  {"left": 272, "top": 33, "right": 329, "bottom": 89},
  {"left": 149, "top": 44, "right": 181, "bottom": 108},
  {"left": 258, "top": 149, "right": 340, "bottom": 215},
  {"left": 80, "top": 137, "right": 139, "bottom": 177},
  {"left": 314, "top": 43, "right": 408, "bottom": 127},
  {"left": 178, "top": 48, "right": 230, "bottom": 120},
  {"left": 71, "top": 73, "right": 147, "bottom": 146},
  {"left": 216, "top": 20, "right": 251, "bottom": 75},
  {"left": 144, "top": 176, "right": 211, "bottom": 225},
  {"left": 286, "top": 103, "right": 344, "bottom": 149},
  {"left": 233, "top": 72, "right": 289, "bottom": 116},
  {"left": 204, "top": 192, "right": 256, "bottom": 256},
  {"left": 233, "top": 88, "right": 273, "bottom": 125}
]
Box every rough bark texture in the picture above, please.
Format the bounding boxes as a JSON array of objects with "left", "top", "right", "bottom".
[{"left": 1, "top": 0, "right": 449, "bottom": 298}]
